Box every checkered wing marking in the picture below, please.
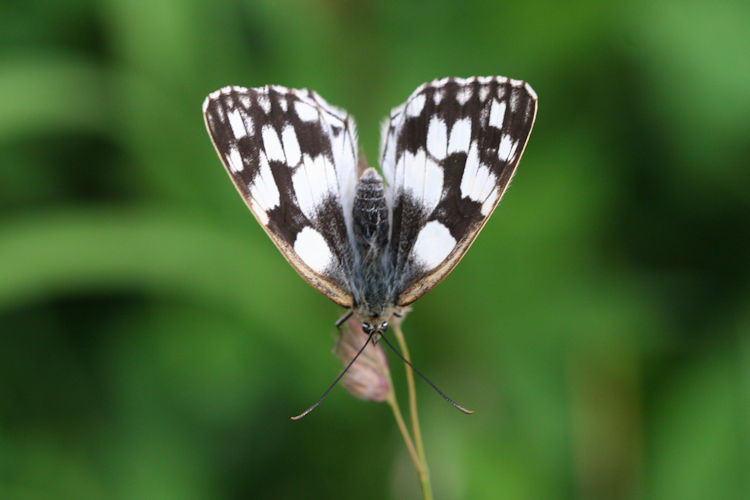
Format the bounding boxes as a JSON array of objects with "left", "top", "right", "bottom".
[
  {"left": 203, "top": 86, "right": 359, "bottom": 307},
  {"left": 381, "top": 76, "right": 538, "bottom": 305}
]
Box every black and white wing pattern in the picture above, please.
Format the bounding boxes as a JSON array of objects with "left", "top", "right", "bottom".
[
  {"left": 381, "top": 76, "right": 538, "bottom": 305},
  {"left": 203, "top": 86, "right": 359, "bottom": 306}
]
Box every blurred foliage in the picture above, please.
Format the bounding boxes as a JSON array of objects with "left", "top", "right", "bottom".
[{"left": 1, "top": 0, "right": 748, "bottom": 498}]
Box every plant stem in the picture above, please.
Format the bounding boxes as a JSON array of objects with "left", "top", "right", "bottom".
[
  {"left": 392, "top": 322, "right": 433, "bottom": 500},
  {"left": 385, "top": 391, "right": 421, "bottom": 473}
]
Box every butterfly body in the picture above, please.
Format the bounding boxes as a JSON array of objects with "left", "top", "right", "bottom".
[
  {"left": 203, "top": 77, "right": 537, "bottom": 336},
  {"left": 350, "top": 167, "right": 394, "bottom": 329}
]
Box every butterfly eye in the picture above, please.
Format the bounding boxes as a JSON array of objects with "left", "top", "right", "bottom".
[
  {"left": 380, "top": 321, "right": 388, "bottom": 332},
  {"left": 362, "top": 322, "right": 373, "bottom": 334}
]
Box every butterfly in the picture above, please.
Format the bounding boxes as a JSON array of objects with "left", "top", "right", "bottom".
[{"left": 203, "top": 76, "right": 537, "bottom": 337}]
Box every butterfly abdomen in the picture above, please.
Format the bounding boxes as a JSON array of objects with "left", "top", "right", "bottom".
[{"left": 352, "top": 168, "right": 391, "bottom": 315}]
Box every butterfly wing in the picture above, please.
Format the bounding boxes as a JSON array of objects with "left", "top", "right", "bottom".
[
  {"left": 381, "top": 77, "right": 538, "bottom": 306},
  {"left": 203, "top": 86, "right": 359, "bottom": 307}
]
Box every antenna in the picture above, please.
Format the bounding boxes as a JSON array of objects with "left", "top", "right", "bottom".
[
  {"left": 291, "top": 323, "right": 473, "bottom": 419},
  {"left": 378, "top": 333, "right": 474, "bottom": 414},
  {"left": 291, "top": 331, "right": 374, "bottom": 420}
]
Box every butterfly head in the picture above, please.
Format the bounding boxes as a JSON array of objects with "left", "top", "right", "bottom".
[{"left": 361, "top": 318, "right": 389, "bottom": 336}]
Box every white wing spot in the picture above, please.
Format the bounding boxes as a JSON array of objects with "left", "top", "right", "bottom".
[
  {"left": 399, "top": 148, "right": 443, "bottom": 213},
  {"left": 479, "top": 86, "right": 490, "bottom": 102},
  {"left": 292, "top": 159, "right": 314, "bottom": 219},
  {"left": 498, "top": 135, "right": 517, "bottom": 162},
  {"left": 330, "top": 124, "right": 356, "bottom": 227},
  {"left": 278, "top": 98, "right": 288, "bottom": 112},
  {"left": 448, "top": 118, "right": 472, "bottom": 155},
  {"left": 403, "top": 149, "right": 426, "bottom": 199},
  {"left": 226, "top": 147, "right": 244, "bottom": 172},
  {"left": 262, "top": 125, "right": 285, "bottom": 162},
  {"left": 467, "top": 163, "right": 488, "bottom": 202},
  {"left": 406, "top": 94, "right": 426, "bottom": 117},
  {"left": 321, "top": 154, "right": 338, "bottom": 196},
  {"left": 422, "top": 156, "right": 443, "bottom": 213},
  {"left": 426, "top": 117, "right": 447, "bottom": 160},
  {"left": 412, "top": 221, "right": 456, "bottom": 270},
  {"left": 294, "top": 100, "right": 318, "bottom": 122},
  {"left": 471, "top": 164, "right": 495, "bottom": 203},
  {"left": 294, "top": 227, "right": 333, "bottom": 274},
  {"left": 433, "top": 88, "right": 444, "bottom": 105},
  {"left": 214, "top": 102, "right": 226, "bottom": 123},
  {"left": 281, "top": 125, "right": 301, "bottom": 166},
  {"left": 249, "top": 151, "right": 280, "bottom": 211},
  {"left": 242, "top": 113, "right": 254, "bottom": 137},
  {"left": 456, "top": 87, "right": 472, "bottom": 105},
  {"left": 459, "top": 142, "right": 480, "bottom": 199},
  {"left": 228, "top": 109, "right": 247, "bottom": 139},
  {"left": 293, "top": 154, "right": 337, "bottom": 219},
  {"left": 257, "top": 94, "right": 271, "bottom": 114},
  {"left": 489, "top": 99, "right": 507, "bottom": 129}
]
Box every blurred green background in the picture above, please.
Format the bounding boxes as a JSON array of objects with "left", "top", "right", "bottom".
[{"left": 1, "top": 0, "right": 748, "bottom": 498}]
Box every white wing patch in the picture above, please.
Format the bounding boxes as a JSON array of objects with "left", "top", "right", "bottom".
[
  {"left": 402, "top": 150, "right": 426, "bottom": 197},
  {"left": 488, "top": 99, "right": 506, "bottom": 129},
  {"left": 498, "top": 135, "right": 518, "bottom": 162},
  {"left": 460, "top": 146, "right": 497, "bottom": 204},
  {"left": 406, "top": 94, "right": 426, "bottom": 117},
  {"left": 294, "top": 226, "right": 334, "bottom": 273},
  {"left": 226, "top": 147, "right": 244, "bottom": 173},
  {"left": 228, "top": 109, "right": 247, "bottom": 139},
  {"left": 248, "top": 151, "right": 280, "bottom": 212},
  {"left": 281, "top": 125, "right": 301, "bottom": 166},
  {"left": 399, "top": 149, "right": 443, "bottom": 214},
  {"left": 447, "top": 118, "right": 472, "bottom": 155},
  {"left": 426, "top": 117, "right": 448, "bottom": 160},
  {"left": 292, "top": 154, "right": 339, "bottom": 220},
  {"left": 411, "top": 221, "right": 456, "bottom": 270},
  {"left": 459, "top": 141, "right": 480, "bottom": 199},
  {"left": 294, "top": 100, "right": 319, "bottom": 122},
  {"left": 421, "top": 157, "right": 443, "bottom": 212},
  {"left": 257, "top": 94, "right": 271, "bottom": 114},
  {"left": 261, "top": 126, "right": 285, "bottom": 162},
  {"left": 455, "top": 87, "right": 472, "bottom": 105}
]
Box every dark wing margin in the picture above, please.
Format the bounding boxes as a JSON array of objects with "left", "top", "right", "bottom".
[
  {"left": 381, "top": 76, "right": 538, "bottom": 305},
  {"left": 203, "top": 85, "right": 359, "bottom": 307}
]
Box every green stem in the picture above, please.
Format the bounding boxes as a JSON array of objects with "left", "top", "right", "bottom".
[
  {"left": 392, "top": 322, "right": 433, "bottom": 500},
  {"left": 385, "top": 391, "right": 420, "bottom": 473}
]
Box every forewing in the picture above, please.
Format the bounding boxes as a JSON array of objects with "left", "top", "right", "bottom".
[
  {"left": 203, "top": 85, "right": 359, "bottom": 306},
  {"left": 381, "top": 76, "right": 537, "bottom": 305}
]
